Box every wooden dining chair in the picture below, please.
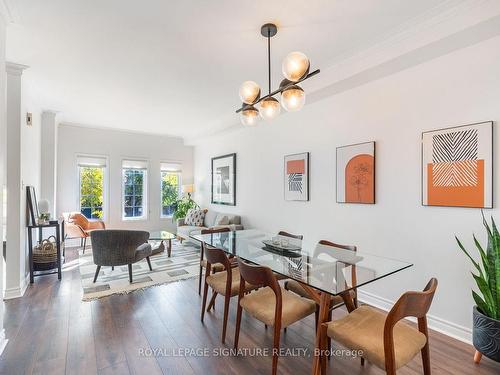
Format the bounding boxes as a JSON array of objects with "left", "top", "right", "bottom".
[
  {"left": 198, "top": 227, "right": 231, "bottom": 294},
  {"left": 234, "top": 258, "right": 316, "bottom": 375},
  {"left": 201, "top": 246, "right": 257, "bottom": 343},
  {"left": 285, "top": 240, "right": 358, "bottom": 327},
  {"left": 319, "top": 278, "right": 438, "bottom": 375},
  {"left": 277, "top": 231, "right": 304, "bottom": 240}
]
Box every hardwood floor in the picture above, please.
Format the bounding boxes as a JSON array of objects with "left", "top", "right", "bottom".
[{"left": 1, "top": 247, "right": 499, "bottom": 375}]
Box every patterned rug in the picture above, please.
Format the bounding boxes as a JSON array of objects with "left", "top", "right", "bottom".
[{"left": 78, "top": 240, "right": 200, "bottom": 301}]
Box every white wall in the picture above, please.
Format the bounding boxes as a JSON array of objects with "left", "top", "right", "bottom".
[
  {"left": 194, "top": 35, "right": 500, "bottom": 342},
  {"left": 57, "top": 124, "right": 194, "bottom": 233},
  {"left": 0, "top": 10, "right": 7, "bottom": 354}
]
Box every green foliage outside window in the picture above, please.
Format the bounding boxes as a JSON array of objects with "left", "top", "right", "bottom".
[
  {"left": 161, "top": 172, "right": 179, "bottom": 216},
  {"left": 80, "top": 167, "right": 104, "bottom": 219}
]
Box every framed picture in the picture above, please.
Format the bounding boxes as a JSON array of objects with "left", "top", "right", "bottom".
[
  {"left": 26, "top": 186, "right": 39, "bottom": 226},
  {"left": 336, "top": 141, "right": 375, "bottom": 204},
  {"left": 422, "top": 121, "right": 493, "bottom": 208},
  {"left": 284, "top": 152, "right": 309, "bottom": 201},
  {"left": 211, "top": 153, "right": 236, "bottom": 205}
]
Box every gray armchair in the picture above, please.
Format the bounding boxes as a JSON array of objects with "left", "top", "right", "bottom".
[{"left": 90, "top": 230, "right": 152, "bottom": 283}]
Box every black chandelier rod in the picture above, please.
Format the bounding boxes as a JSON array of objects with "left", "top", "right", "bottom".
[
  {"left": 267, "top": 28, "right": 271, "bottom": 95},
  {"left": 235, "top": 69, "right": 320, "bottom": 114}
]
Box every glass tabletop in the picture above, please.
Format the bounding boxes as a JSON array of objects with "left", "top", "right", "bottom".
[
  {"left": 191, "top": 229, "right": 412, "bottom": 296},
  {"left": 149, "top": 231, "right": 176, "bottom": 240}
]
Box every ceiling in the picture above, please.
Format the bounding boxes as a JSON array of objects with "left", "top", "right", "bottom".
[{"left": 6, "top": 0, "right": 453, "bottom": 139}]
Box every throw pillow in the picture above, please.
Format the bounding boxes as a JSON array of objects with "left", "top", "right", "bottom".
[
  {"left": 185, "top": 209, "right": 205, "bottom": 226},
  {"left": 214, "top": 214, "right": 230, "bottom": 226}
]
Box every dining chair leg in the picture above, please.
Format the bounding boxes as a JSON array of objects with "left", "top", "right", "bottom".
[
  {"left": 360, "top": 357, "right": 365, "bottom": 366},
  {"left": 207, "top": 291, "right": 218, "bottom": 312},
  {"left": 272, "top": 323, "right": 281, "bottom": 375},
  {"left": 221, "top": 294, "right": 230, "bottom": 344},
  {"left": 201, "top": 280, "right": 210, "bottom": 322},
  {"left": 198, "top": 265, "right": 203, "bottom": 295},
  {"left": 93, "top": 265, "right": 101, "bottom": 283},
  {"left": 128, "top": 264, "right": 133, "bottom": 283},
  {"left": 146, "top": 256, "right": 153, "bottom": 271},
  {"left": 234, "top": 303, "right": 243, "bottom": 349}
]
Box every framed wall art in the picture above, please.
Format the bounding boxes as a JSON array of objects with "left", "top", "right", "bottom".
[
  {"left": 336, "top": 141, "right": 375, "bottom": 204},
  {"left": 422, "top": 121, "right": 493, "bottom": 208},
  {"left": 284, "top": 152, "right": 309, "bottom": 201},
  {"left": 211, "top": 153, "right": 236, "bottom": 205}
]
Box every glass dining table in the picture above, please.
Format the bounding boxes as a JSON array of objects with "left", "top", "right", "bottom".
[{"left": 191, "top": 229, "right": 413, "bottom": 374}]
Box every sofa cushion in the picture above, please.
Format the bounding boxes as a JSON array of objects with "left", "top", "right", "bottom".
[
  {"left": 177, "top": 225, "right": 207, "bottom": 239},
  {"left": 214, "top": 214, "right": 230, "bottom": 225},
  {"left": 185, "top": 209, "right": 205, "bottom": 226}
]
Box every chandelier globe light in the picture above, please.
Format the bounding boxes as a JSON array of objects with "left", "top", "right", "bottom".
[
  {"left": 236, "top": 23, "right": 319, "bottom": 125},
  {"left": 240, "top": 105, "right": 259, "bottom": 126}
]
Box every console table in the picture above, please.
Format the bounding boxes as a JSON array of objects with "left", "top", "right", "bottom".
[{"left": 27, "top": 221, "right": 63, "bottom": 283}]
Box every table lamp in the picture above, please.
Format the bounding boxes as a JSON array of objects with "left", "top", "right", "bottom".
[{"left": 182, "top": 184, "right": 194, "bottom": 199}]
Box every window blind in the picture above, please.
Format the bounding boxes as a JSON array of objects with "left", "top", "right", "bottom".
[
  {"left": 77, "top": 155, "right": 107, "bottom": 168},
  {"left": 122, "top": 159, "right": 148, "bottom": 170},
  {"left": 160, "top": 162, "right": 182, "bottom": 172}
]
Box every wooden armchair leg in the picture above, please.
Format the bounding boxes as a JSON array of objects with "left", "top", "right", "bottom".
[
  {"left": 198, "top": 265, "right": 203, "bottom": 295},
  {"left": 474, "top": 350, "right": 482, "bottom": 364},
  {"left": 221, "top": 294, "right": 230, "bottom": 343},
  {"left": 207, "top": 291, "right": 218, "bottom": 312},
  {"left": 201, "top": 282, "right": 209, "bottom": 322}
]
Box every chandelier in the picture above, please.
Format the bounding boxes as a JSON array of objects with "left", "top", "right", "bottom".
[{"left": 236, "top": 23, "right": 320, "bottom": 126}]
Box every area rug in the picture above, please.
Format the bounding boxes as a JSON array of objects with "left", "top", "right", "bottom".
[{"left": 78, "top": 240, "right": 200, "bottom": 301}]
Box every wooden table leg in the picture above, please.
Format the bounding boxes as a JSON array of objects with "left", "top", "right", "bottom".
[
  {"left": 474, "top": 350, "right": 482, "bottom": 364},
  {"left": 312, "top": 292, "right": 330, "bottom": 375},
  {"left": 28, "top": 228, "right": 34, "bottom": 284},
  {"left": 168, "top": 239, "right": 172, "bottom": 257}
]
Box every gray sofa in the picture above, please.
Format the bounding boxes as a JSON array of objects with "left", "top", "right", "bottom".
[{"left": 176, "top": 209, "right": 243, "bottom": 242}]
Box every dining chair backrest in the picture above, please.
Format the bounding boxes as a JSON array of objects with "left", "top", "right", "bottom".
[
  {"left": 278, "top": 231, "right": 304, "bottom": 240},
  {"left": 204, "top": 246, "right": 232, "bottom": 272},
  {"left": 317, "top": 239, "right": 356, "bottom": 252},
  {"left": 386, "top": 278, "right": 438, "bottom": 323},
  {"left": 199, "top": 227, "right": 230, "bottom": 260},
  {"left": 237, "top": 258, "right": 280, "bottom": 297}
]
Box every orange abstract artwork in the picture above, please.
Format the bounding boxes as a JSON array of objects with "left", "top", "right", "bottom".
[
  {"left": 345, "top": 154, "right": 374, "bottom": 203},
  {"left": 427, "top": 160, "right": 484, "bottom": 207}
]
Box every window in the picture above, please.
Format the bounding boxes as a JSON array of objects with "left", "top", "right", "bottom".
[
  {"left": 78, "top": 156, "right": 106, "bottom": 219},
  {"left": 161, "top": 163, "right": 182, "bottom": 217},
  {"left": 122, "top": 160, "right": 148, "bottom": 220}
]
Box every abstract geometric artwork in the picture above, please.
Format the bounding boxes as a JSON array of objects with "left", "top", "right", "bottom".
[
  {"left": 211, "top": 153, "right": 236, "bottom": 205},
  {"left": 422, "top": 121, "right": 493, "bottom": 208},
  {"left": 284, "top": 152, "right": 309, "bottom": 201},
  {"left": 336, "top": 142, "right": 375, "bottom": 204}
]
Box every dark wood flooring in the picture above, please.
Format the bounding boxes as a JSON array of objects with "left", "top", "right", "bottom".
[{"left": 1, "top": 247, "right": 499, "bottom": 375}]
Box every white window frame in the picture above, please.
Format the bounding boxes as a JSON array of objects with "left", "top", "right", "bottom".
[
  {"left": 76, "top": 154, "right": 109, "bottom": 221},
  {"left": 160, "top": 169, "right": 182, "bottom": 219},
  {"left": 121, "top": 159, "right": 149, "bottom": 221}
]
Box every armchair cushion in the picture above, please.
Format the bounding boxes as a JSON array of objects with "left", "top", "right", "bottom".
[{"left": 134, "top": 243, "right": 153, "bottom": 262}]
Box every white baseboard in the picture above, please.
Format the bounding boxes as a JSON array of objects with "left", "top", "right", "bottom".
[
  {"left": 358, "top": 290, "right": 472, "bottom": 345},
  {"left": 3, "top": 274, "right": 29, "bottom": 300},
  {"left": 0, "top": 329, "right": 8, "bottom": 357}
]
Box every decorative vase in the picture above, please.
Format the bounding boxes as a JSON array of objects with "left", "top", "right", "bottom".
[{"left": 473, "top": 306, "right": 500, "bottom": 362}]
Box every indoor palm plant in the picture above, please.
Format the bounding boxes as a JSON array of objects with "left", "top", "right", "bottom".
[{"left": 456, "top": 214, "right": 500, "bottom": 363}]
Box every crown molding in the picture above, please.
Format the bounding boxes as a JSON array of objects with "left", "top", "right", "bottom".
[{"left": 186, "top": 0, "right": 500, "bottom": 144}]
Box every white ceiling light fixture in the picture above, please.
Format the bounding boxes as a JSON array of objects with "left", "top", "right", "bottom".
[{"left": 237, "top": 23, "right": 320, "bottom": 125}]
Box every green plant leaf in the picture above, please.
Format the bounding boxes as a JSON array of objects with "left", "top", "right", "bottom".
[
  {"left": 472, "top": 290, "right": 492, "bottom": 317},
  {"left": 472, "top": 272, "right": 495, "bottom": 316},
  {"left": 473, "top": 234, "right": 489, "bottom": 275},
  {"left": 456, "top": 236, "right": 482, "bottom": 275},
  {"left": 488, "top": 217, "right": 499, "bottom": 318}
]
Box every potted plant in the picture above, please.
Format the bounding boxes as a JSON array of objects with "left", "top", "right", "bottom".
[
  {"left": 172, "top": 195, "right": 199, "bottom": 221},
  {"left": 456, "top": 214, "right": 500, "bottom": 364}
]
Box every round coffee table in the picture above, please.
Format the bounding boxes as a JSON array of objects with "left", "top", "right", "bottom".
[{"left": 149, "top": 231, "right": 176, "bottom": 257}]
